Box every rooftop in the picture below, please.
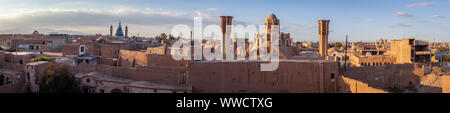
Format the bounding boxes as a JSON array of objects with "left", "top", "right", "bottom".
[
  {"left": 0, "top": 69, "right": 18, "bottom": 75},
  {"left": 5, "top": 52, "right": 63, "bottom": 56},
  {"left": 26, "top": 61, "right": 48, "bottom": 66},
  {"left": 76, "top": 72, "right": 192, "bottom": 90}
]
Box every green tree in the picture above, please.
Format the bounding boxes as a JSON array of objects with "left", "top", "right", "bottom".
[
  {"left": 444, "top": 55, "right": 450, "bottom": 62},
  {"left": 295, "top": 41, "right": 301, "bottom": 46},
  {"left": 155, "top": 33, "right": 168, "bottom": 43},
  {"left": 32, "top": 57, "right": 54, "bottom": 62},
  {"left": 168, "top": 34, "right": 175, "bottom": 42},
  {"left": 38, "top": 63, "right": 81, "bottom": 93},
  {"left": 335, "top": 42, "right": 343, "bottom": 49},
  {"left": 437, "top": 47, "right": 449, "bottom": 53}
]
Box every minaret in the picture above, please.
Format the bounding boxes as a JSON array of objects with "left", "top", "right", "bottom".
[
  {"left": 110, "top": 24, "right": 113, "bottom": 36},
  {"left": 318, "top": 20, "right": 330, "bottom": 59},
  {"left": 220, "top": 16, "right": 233, "bottom": 59},
  {"left": 125, "top": 25, "right": 128, "bottom": 38}
]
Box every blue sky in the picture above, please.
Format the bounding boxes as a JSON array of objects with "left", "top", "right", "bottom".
[{"left": 0, "top": 0, "right": 448, "bottom": 42}]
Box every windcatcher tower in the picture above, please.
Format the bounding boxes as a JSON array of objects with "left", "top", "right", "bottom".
[
  {"left": 264, "top": 14, "right": 280, "bottom": 53},
  {"left": 220, "top": 16, "right": 233, "bottom": 59},
  {"left": 318, "top": 20, "right": 330, "bottom": 59}
]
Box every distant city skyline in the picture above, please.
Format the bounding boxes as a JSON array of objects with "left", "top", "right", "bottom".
[{"left": 0, "top": 0, "right": 448, "bottom": 42}]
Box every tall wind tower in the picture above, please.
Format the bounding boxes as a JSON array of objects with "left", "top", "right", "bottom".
[
  {"left": 318, "top": 20, "right": 330, "bottom": 60},
  {"left": 264, "top": 13, "right": 280, "bottom": 53},
  {"left": 220, "top": 16, "right": 233, "bottom": 59}
]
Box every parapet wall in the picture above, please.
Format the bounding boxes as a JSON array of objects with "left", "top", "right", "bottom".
[
  {"left": 338, "top": 76, "right": 388, "bottom": 93},
  {"left": 71, "top": 64, "right": 184, "bottom": 86},
  {"left": 119, "top": 49, "right": 149, "bottom": 67},
  {"left": 187, "top": 61, "right": 340, "bottom": 93},
  {"left": 343, "top": 63, "right": 425, "bottom": 90},
  {"left": 119, "top": 49, "right": 187, "bottom": 68},
  {"left": 0, "top": 51, "right": 4, "bottom": 68}
]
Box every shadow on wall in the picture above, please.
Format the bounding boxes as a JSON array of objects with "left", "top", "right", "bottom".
[
  {"left": 341, "top": 63, "right": 433, "bottom": 93},
  {"left": 417, "top": 85, "right": 442, "bottom": 93},
  {"left": 338, "top": 76, "right": 388, "bottom": 93}
]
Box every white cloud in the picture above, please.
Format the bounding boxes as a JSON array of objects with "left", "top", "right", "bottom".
[
  {"left": 431, "top": 15, "right": 446, "bottom": 19},
  {"left": 195, "top": 10, "right": 214, "bottom": 18},
  {"left": 109, "top": 7, "right": 140, "bottom": 15},
  {"left": 0, "top": 7, "right": 201, "bottom": 36},
  {"left": 208, "top": 8, "right": 218, "bottom": 11},
  {"left": 407, "top": 2, "right": 434, "bottom": 8},
  {"left": 392, "top": 12, "right": 415, "bottom": 18}
]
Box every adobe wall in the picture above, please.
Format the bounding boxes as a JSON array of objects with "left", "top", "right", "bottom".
[
  {"left": 441, "top": 75, "right": 450, "bottom": 93},
  {"left": 101, "top": 44, "right": 121, "bottom": 58},
  {"left": 72, "top": 64, "right": 184, "bottom": 86},
  {"left": 418, "top": 74, "right": 444, "bottom": 93},
  {"left": 62, "top": 44, "right": 79, "bottom": 56},
  {"left": 119, "top": 50, "right": 148, "bottom": 67},
  {"left": 338, "top": 76, "right": 388, "bottom": 93},
  {"left": 389, "top": 40, "right": 413, "bottom": 64},
  {"left": 187, "top": 61, "right": 340, "bottom": 93},
  {"left": 119, "top": 49, "right": 187, "bottom": 68},
  {"left": 98, "top": 58, "right": 116, "bottom": 66},
  {"left": 343, "top": 63, "right": 425, "bottom": 90},
  {"left": 125, "top": 67, "right": 182, "bottom": 85},
  {"left": 4, "top": 53, "right": 34, "bottom": 64},
  {"left": 0, "top": 77, "right": 25, "bottom": 93},
  {"left": 0, "top": 51, "right": 4, "bottom": 68},
  {"left": 147, "top": 47, "right": 167, "bottom": 55},
  {"left": 4, "top": 63, "right": 25, "bottom": 72},
  {"left": 146, "top": 55, "right": 187, "bottom": 67}
]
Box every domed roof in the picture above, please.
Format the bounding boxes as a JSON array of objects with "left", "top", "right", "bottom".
[{"left": 115, "top": 21, "right": 124, "bottom": 37}]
